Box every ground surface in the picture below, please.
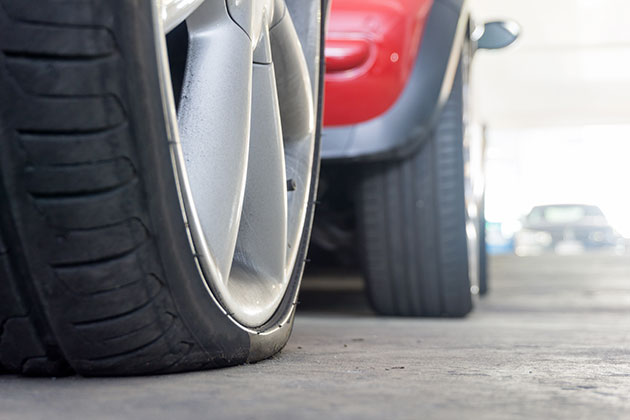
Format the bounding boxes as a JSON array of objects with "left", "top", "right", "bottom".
[{"left": 1, "top": 255, "right": 630, "bottom": 419}]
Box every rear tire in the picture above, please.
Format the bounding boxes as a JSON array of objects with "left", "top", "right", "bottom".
[
  {"left": 357, "top": 64, "right": 472, "bottom": 317},
  {"left": 0, "top": 0, "right": 325, "bottom": 376}
]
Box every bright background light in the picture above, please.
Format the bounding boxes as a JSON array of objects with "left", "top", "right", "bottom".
[
  {"left": 485, "top": 125, "right": 630, "bottom": 237},
  {"left": 470, "top": 0, "right": 630, "bottom": 237}
]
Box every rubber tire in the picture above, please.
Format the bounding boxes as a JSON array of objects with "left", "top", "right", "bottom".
[
  {"left": 0, "top": 0, "right": 324, "bottom": 376},
  {"left": 357, "top": 63, "right": 472, "bottom": 317}
]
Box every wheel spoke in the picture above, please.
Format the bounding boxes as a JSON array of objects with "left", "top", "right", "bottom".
[
  {"left": 177, "top": 2, "right": 253, "bottom": 281},
  {"left": 270, "top": 12, "right": 315, "bottom": 144},
  {"left": 270, "top": 11, "right": 316, "bottom": 271},
  {"left": 230, "top": 57, "right": 288, "bottom": 301},
  {"left": 160, "top": 0, "right": 206, "bottom": 33}
]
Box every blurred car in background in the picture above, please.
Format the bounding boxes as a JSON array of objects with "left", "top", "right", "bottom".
[
  {"left": 310, "top": 0, "right": 518, "bottom": 316},
  {"left": 515, "top": 204, "right": 625, "bottom": 256}
]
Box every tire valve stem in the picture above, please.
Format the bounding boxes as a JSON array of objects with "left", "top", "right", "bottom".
[{"left": 287, "top": 179, "right": 297, "bottom": 192}]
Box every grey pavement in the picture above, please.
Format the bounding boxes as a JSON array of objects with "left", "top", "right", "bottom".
[{"left": 1, "top": 255, "right": 630, "bottom": 419}]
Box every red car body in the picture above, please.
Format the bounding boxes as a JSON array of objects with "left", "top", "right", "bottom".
[
  {"left": 324, "top": 0, "right": 433, "bottom": 126},
  {"left": 319, "top": 0, "right": 466, "bottom": 160}
]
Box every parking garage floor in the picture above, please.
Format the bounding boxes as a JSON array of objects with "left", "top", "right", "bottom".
[{"left": 1, "top": 255, "right": 630, "bottom": 419}]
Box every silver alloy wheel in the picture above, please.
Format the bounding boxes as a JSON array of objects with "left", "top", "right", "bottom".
[{"left": 154, "top": 0, "right": 316, "bottom": 327}]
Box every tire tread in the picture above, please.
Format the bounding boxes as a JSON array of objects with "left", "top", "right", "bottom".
[
  {"left": 0, "top": 0, "right": 214, "bottom": 376},
  {"left": 358, "top": 65, "right": 472, "bottom": 317}
]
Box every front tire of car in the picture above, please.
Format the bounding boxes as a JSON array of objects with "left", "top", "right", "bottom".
[{"left": 0, "top": 0, "right": 326, "bottom": 376}]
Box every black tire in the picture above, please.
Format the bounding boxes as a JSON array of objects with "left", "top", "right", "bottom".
[
  {"left": 357, "top": 63, "right": 472, "bottom": 317},
  {"left": 0, "top": 0, "right": 325, "bottom": 376}
]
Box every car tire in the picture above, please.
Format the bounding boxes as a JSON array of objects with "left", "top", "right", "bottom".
[
  {"left": 356, "top": 62, "right": 472, "bottom": 317},
  {"left": 0, "top": 0, "right": 326, "bottom": 376}
]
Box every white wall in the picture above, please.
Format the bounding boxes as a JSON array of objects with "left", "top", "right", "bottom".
[
  {"left": 470, "top": 0, "right": 630, "bottom": 236},
  {"left": 471, "top": 0, "right": 630, "bottom": 128}
]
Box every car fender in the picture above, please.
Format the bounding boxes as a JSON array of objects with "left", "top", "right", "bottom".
[{"left": 322, "top": 0, "right": 468, "bottom": 161}]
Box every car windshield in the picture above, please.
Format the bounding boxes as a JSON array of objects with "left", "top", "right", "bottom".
[{"left": 528, "top": 205, "right": 604, "bottom": 224}]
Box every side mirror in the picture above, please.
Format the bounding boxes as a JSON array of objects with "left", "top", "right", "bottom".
[{"left": 474, "top": 21, "right": 520, "bottom": 50}]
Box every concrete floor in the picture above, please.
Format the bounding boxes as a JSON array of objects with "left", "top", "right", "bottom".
[{"left": 2, "top": 255, "right": 630, "bottom": 419}]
